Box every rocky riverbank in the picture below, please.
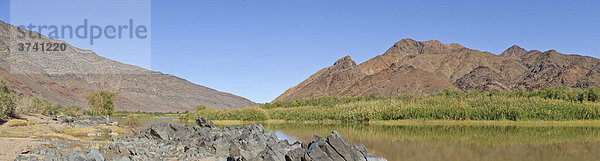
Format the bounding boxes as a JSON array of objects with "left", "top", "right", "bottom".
[
  {"left": 51, "top": 115, "right": 119, "bottom": 127},
  {"left": 15, "top": 116, "right": 386, "bottom": 161}
]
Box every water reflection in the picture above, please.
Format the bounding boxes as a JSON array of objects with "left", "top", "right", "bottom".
[
  {"left": 272, "top": 130, "right": 300, "bottom": 143},
  {"left": 256, "top": 123, "right": 600, "bottom": 161},
  {"left": 124, "top": 118, "right": 600, "bottom": 161}
]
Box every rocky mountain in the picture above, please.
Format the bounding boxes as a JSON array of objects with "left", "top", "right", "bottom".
[
  {"left": 275, "top": 38, "right": 600, "bottom": 102},
  {"left": 0, "top": 20, "right": 257, "bottom": 112}
]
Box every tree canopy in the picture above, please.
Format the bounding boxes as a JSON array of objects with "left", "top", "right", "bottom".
[{"left": 88, "top": 91, "right": 117, "bottom": 124}]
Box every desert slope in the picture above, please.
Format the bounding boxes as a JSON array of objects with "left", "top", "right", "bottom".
[{"left": 0, "top": 20, "right": 257, "bottom": 112}]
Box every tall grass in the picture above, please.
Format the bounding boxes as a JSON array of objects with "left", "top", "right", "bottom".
[
  {"left": 181, "top": 87, "right": 600, "bottom": 122},
  {"left": 261, "top": 95, "right": 382, "bottom": 109},
  {"left": 181, "top": 106, "right": 268, "bottom": 121}
]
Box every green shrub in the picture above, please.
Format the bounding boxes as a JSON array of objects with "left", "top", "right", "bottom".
[
  {"left": 0, "top": 82, "right": 15, "bottom": 118},
  {"left": 123, "top": 114, "right": 141, "bottom": 127},
  {"left": 60, "top": 106, "right": 81, "bottom": 117},
  {"left": 31, "top": 97, "right": 52, "bottom": 114},
  {"left": 88, "top": 91, "right": 117, "bottom": 124},
  {"left": 196, "top": 105, "right": 206, "bottom": 111},
  {"left": 16, "top": 97, "right": 81, "bottom": 117}
]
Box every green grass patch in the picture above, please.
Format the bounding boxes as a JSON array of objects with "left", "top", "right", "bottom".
[
  {"left": 0, "top": 130, "right": 27, "bottom": 137},
  {"left": 3, "top": 119, "right": 33, "bottom": 127}
]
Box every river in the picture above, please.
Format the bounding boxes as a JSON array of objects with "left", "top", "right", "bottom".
[{"left": 121, "top": 118, "right": 600, "bottom": 161}]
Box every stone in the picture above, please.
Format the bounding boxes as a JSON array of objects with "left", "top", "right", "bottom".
[
  {"left": 65, "top": 154, "right": 86, "bottom": 161},
  {"left": 354, "top": 144, "right": 387, "bottom": 161},
  {"left": 14, "top": 120, "right": 385, "bottom": 161},
  {"left": 112, "top": 156, "right": 131, "bottom": 161},
  {"left": 313, "top": 135, "right": 344, "bottom": 161},
  {"left": 326, "top": 130, "right": 360, "bottom": 160},
  {"left": 196, "top": 116, "right": 215, "bottom": 128},
  {"left": 88, "top": 149, "right": 105, "bottom": 161},
  {"left": 285, "top": 148, "right": 305, "bottom": 161},
  {"left": 144, "top": 122, "right": 174, "bottom": 140},
  {"left": 14, "top": 155, "right": 39, "bottom": 161},
  {"left": 306, "top": 143, "right": 333, "bottom": 161}
]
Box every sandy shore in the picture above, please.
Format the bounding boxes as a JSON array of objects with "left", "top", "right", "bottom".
[{"left": 0, "top": 137, "right": 44, "bottom": 160}]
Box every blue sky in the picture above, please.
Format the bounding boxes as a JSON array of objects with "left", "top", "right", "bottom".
[{"left": 2, "top": 0, "right": 599, "bottom": 103}]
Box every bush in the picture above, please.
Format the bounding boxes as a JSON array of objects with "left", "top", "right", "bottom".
[
  {"left": 88, "top": 91, "right": 117, "bottom": 124},
  {"left": 0, "top": 81, "right": 15, "bottom": 118},
  {"left": 0, "top": 77, "right": 78, "bottom": 117},
  {"left": 196, "top": 105, "right": 206, "bottom": 111},
  {"left": 31, "top": 97, "right": 52, "bottom": 114},
  {"left": 123, "top": 114, "right": 141, "bottom": 127},
  {"left": 14, "top": 96, "right": 81, "bottom": 117},
  {"left": 60, "top": 106, "right": 81, "bottom": 117}
]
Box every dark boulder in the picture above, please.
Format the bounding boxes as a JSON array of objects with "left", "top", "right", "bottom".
[
  {"left": 16, "top": 120, "right": 386, "bottom": 161},
  {"left": 196, "top": 116, "right": 215, "bottom": 128}
]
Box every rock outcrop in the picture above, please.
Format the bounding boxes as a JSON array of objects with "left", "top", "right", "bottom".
[
  {"left": 275, "top": 56, "right": 366, "bottom": 102},
  {"left": 16, "top": 117, "right": 386, "bottom": 161},
  {"left": 275, "top": 38, "right": 600, "bottom": 101},
  {"left": 51, "top": 115, "right": 119, "bottom": 126}
]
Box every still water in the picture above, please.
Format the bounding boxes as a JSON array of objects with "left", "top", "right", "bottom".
[{"left": 126, "top": 118, "right": 600, "bottom": 161}]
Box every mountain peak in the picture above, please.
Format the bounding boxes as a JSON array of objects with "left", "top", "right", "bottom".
[
  {"left": 449, "top": 43, "right": 465, "bottom": 48},
  {"left": 500, "top": 45, "right": 528, "bottom": 57},
  {"left": 383, "top": 39, "right": 458, "bottom": 56},
  {"left": 398, "top": 38, "right": 417, "bottom": 43},
  {"left": 333, "top": 55, "right": 355, "bottom": 66}
]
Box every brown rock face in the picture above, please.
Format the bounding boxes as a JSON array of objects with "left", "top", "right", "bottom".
[
  {"left": 339, "top": 64, "right": 454, "bottom": 97},
  {"left": 0, "top": 21, "right": 257, "bottom": 112},
  {"left": 499, "top": 45, "right": 528, "bottom": 57},
  {"left": 454, "top": 66, "right": 509, "bottom": 91},
  {"left": 275, "top": 38, "right": 600, "bottom": 102},
  {"left": 274, "top": 56, "right": 365, "bottom": 102}
]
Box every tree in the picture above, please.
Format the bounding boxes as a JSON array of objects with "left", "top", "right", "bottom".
[
  {"left": 88, "top": 91, "right": 117, "bottom": 124},
  {"left": 0, "top": 81, "right": 15, "bottom": 118}
]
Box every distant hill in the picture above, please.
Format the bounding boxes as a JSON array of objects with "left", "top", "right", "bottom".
[
  {"left": 0, "top": 20, "right": 257, "bottom": 112},
  {"left": 275, "top": 38, "right": 600, "bottom": 101}
]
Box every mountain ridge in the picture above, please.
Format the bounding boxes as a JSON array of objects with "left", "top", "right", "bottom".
[
  {"left": 0, "top": 20, "right": 257, "bottom": 112},
  {"left": 275, "top": 38, "right": 600, "bottom": 102}
]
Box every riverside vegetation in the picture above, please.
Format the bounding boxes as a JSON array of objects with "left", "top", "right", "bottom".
[
  {"left": 181, "top": 87, "right": 600, "bottom": 122},
  {"left": 0, "top": 81, "right": 82, "bottom": 120},
  {"left": 0, "top": 74, "right": 125, "bottom": 124}
]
